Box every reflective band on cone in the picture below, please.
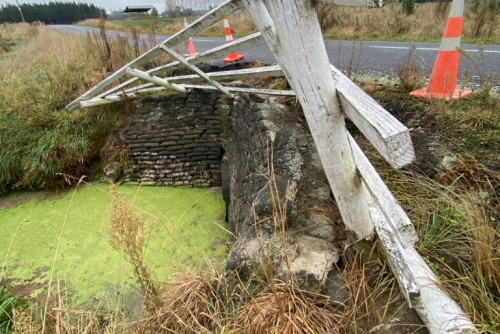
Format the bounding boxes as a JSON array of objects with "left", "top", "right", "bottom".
[{"left": 410, "top": 0, "right": 471, "bottom": 100}]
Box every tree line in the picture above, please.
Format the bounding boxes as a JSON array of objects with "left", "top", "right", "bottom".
[{"left": 0, "top": 2, "right": 106, "bottom": 24}]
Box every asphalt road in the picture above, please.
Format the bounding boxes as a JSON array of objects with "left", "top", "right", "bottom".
[{"left": 51, "top": 24, "right": 500, "bottom": 88}]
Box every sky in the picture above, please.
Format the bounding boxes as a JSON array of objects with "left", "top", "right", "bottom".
[{"left": 0, "top": 0, "right": 168, "bottom": 14}]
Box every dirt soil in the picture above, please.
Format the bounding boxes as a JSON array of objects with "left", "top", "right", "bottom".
[
  {"left": 366, "top": 86, "right": 500, "bottom": 202},
  {"left": 370, "top": 87, "right": 499, "bottom": 175}
]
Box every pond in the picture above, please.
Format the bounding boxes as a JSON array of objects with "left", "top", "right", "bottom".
[{"left": 0, "top": 183, "right": 228, "bottom": 308}]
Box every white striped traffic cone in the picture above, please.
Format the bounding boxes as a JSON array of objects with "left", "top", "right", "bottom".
[
  {"left": 183, "top": 17, "right": 198, "bottom": 57},
  {"left": 223, "top": 16, "right": 244, "bottom": 63},
  {"left": 410, "top": 0, "right": 471, "bottom": 100}
]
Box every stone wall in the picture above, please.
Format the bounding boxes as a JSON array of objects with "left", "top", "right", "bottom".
[
  {"left": 123, "top": 90, "right": 229, "bottom": 186},
  {"left": 123, "top": 89, "right": 347, "bottom": 305},
  {"left": 223, "top": 93, "right": 347, "bottom": 304}
]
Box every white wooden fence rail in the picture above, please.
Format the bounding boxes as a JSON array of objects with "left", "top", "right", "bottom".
[{"left": 66, "top": 0, "right": 477, "bottom": 332}]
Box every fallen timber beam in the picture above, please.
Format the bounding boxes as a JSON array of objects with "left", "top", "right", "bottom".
[
  {"left": 350, "top": 136, "right": 475, "bottom": 332},
  {"left": 79, "top": 86, "right": 293, "bottom": 108},
  {"left": 366, "top": 195, "right": 476, "bottom": 333},
  {"left": 144, "top": 65, "right": 284, "bottom": 84},
  {"left": 66, "top": 0, "right": 243, "bottom": 110},
  {"left": 348, "top": 134, "right": 418, "bottom": 246},
  {"left": 243, "top": 0, "right": 374, "bottom": 239},
  {"left": 94, "top": 32, "right": 265, "bottom": 100},
  {"left": 317, "top": 0, "right": 383, "bottom": 7},
  {"left": 332, "top": 65, "right": 415, "bottom": 169},
  {"left": 368, "top": 205, "right": 420, "bottom": 307},
  {"left": 403, "top": 246, "right": 477, "bottom": 334},
  {"left": 126, "top": 68, "right": 186, "bottom": 93},
  {"left": 158, "top": 44, "right": 234, "bottom": 98},
  {"left": 181, "top": 85, "right": 295, "bottom": 96}
]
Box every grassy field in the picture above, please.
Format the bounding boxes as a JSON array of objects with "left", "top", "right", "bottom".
[{"left": 78, "top": 2, "right": 500, "bottom": 44}]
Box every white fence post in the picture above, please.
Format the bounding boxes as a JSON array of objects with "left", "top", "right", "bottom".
[{"left": 244, "top": 0, "right": 374, "bottom": 239}]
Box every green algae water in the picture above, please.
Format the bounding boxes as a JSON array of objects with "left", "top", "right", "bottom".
[{"left": 0, "top": 184, "right": 228, "bottom": 307}]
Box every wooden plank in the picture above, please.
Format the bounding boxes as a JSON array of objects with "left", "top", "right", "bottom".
[
  {"left": 363, "top": 185, "right": 476, "bottom": 332},
  {"left": 181, "top": 84, "right": 295, "bottom": 96},
  {"left": 80, "top": 85, "right": 294, "bottom": 108},
  {"left": 349, "top": 134, "right": 418, "bottom": 247},
  {"left": 368, "top": 205, "right": 420, "bottom": 306},
  {"left": 158, "top": 44, "right": 234, "bottom": 98},
  {"left": 318, "top": 0, "right": 383, "bottom": 7},
  {"left": 332, "top": 65, "right": 415, "bottom": 169},
  {"left": 159, "top": 65, "right": 284, "bottom": 83},
  {"left": 126, "top": 68, "right": 186, "bottom": 93},
  {"left": 93, "top": 32, "right": 265, "bottom": 101},
  {"left": 80, "top": 88, "right": 166, "bottom": 108},
  {"left": 66, "top": 0, "right": 242, "bottom": 110},
  {"left": 403, "top": 247, "right": 478, "bottom": 334},
  {"left": 244, "top": 0, "right": 374, "bottom": 239},
  {"left": 118, "top": 65, "right": 282, "bottom": 95},
  {"left": 369, "top": 199, "right": 476, "bottom": 333}
]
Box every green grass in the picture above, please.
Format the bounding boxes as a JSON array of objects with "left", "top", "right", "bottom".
[
  {"left": 0, "top": 25, "right": 140, "bottom": 193},
  {"left": 0, "top": 184, "right": 228, "bottom": 307}
]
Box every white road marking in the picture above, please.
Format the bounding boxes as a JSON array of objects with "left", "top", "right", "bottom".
[
  {"left": 192, "top": 39, "right": 217, "bottom": 42},
  {"left": 368, "top": 45, "right": 500, "bottom": 53}
]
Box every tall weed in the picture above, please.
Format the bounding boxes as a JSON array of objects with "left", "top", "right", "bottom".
[
  {"left": 0, "top": 23, "right": 136, "bottom": 193},
  {"left": 107, "top": 184, "right": 159, "bottom": 308},
  {"left": 396, "top": 42, "right": 425, "bottom": 92}
]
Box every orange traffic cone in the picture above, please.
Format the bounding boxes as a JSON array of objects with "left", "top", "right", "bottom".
[
  {"left": 410, "top": 0, "right": 471, "bottom": 100},
  {"left": 223, "top": 17, "right": 244, "bottom": 63},
  {"left": 183, "top": 17, "right": 198, "bottom": 57}
]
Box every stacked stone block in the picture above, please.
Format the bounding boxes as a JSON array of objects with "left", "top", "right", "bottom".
[
  {"left": 124, "top": 90, "right": 230, "bottom": 186},
  {"left": 123, "top": 88, "right": 349, "bottom": 305}
]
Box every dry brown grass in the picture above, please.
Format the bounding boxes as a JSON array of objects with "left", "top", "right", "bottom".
[
  {"left": 396, "top": 42, "right": 425, "bottom": 92},
  {"left": 460, "top": 193, "right": 500, "bottom": 295},
  {"left": 147, "top": 271, "right": 221, "bottom": 333},
  {"left": 320, "top": 3, "right": 500, "bottom": 43},
  {"left": 77, "top": 3, "right": 499, "bottom": 43},
  {"left": 235, "top": 283, "right": 343, "bottom": 334},
  {"left": 0, "top": 21, "right": 148, "bottom": 114},
  {"left": 12, "top": 281, "right": 122, "bottom": 334},
  {"left": 0, "top": 25, "right": 102, "bottom": 110},
  {"left": 108, "top": 184, "right": 159, "bottom": 306}
]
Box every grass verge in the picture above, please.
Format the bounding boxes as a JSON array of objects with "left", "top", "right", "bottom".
[{"left": 78, "top": 3, "right": 500, "bottom": 44}]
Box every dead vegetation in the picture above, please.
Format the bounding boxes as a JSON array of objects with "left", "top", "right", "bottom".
[{"left": 78, "top": 2, "right": 500, "bottom": 44}]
